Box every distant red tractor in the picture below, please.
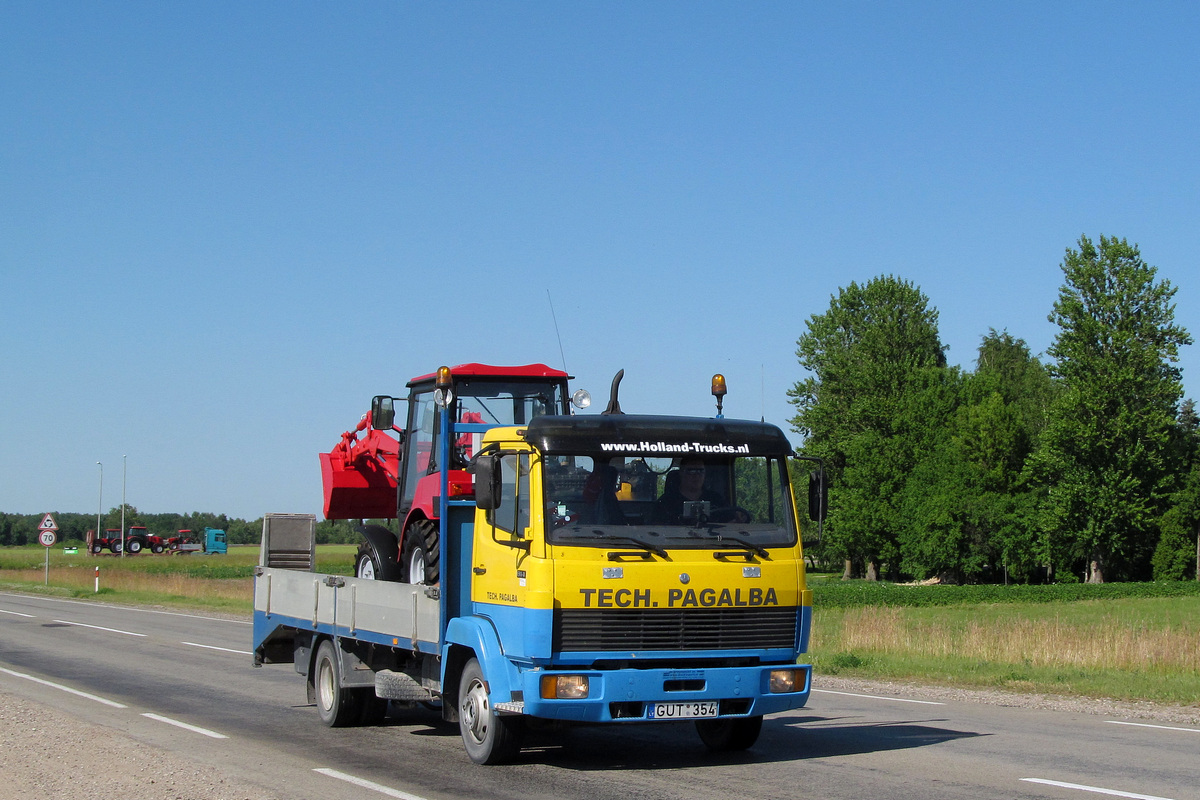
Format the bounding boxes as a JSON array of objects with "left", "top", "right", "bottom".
[
  {"left": 123, "top": 526, "right": 170, "bottom": 554},
  {"left": 90, "top": 528, "right": 125, "bottom": 554}
]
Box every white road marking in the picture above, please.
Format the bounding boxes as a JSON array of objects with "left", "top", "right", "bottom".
[
  {"left": 314, "top": 768, "right": 430, "bottom": 800},
  {"left": 0, "top": 592, "right": 250, "bottom": 625},
  {"left": 812, "top": 688, "right": 944, "bottom": 705},
  {"left": 0, "top": 666, "right": 127, "bottom": 708},
  {"left": 141, "top": 713, "right": 228, "bottom": 739},
  {"left": 0, "top": 609, "right": 36, "bottom": 618},
  {"left": 52, "top": 619, "right": 146, "bottom": 637},
  {"left": 1106, "top": 720, "right": 1200, "bottom": 734},
  {"left": 1021, "top": 778, "right": 1176, "bottom": 800},
  {"left": 181, "top": 641, "right": 252, "bottom": 655}
]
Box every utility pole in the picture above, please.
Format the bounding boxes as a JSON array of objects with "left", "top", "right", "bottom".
[
  {"left": 96, "top": 462, "right": 103, "bottom": 546},
  {"left": 121, "top": 455, "right": 127, "bottom": 558}
]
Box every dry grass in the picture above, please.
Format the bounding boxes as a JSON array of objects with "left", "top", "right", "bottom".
[
  {"left": 6, "top": 567, "right": 252, "bottom": 604},
  {"left": 818, "top": 603, "right": 1200, "bottom": 674}
]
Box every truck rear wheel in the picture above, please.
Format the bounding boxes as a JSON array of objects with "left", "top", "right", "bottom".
[
  {"left": 458, "top": 658, "right": 522, "bottom": 764},
  {"left": 695, "top": 715, "right": 763, "bottom": 751},
  {"left": 314, "top": 640, "right": 360, "bottom": 727},
  {"left": 402, "top": 519, "right": 439, "bottom": 585}
]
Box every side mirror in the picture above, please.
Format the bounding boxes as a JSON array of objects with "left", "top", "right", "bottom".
[
  {"left": 474, "top": 455, "right": 502, "bottom": 511},
  {"left": 371, "top": 396, "right": 396, "bottom": 430},
  {"left": 808, "top": 469, "right": 828, "bottom": 522}
]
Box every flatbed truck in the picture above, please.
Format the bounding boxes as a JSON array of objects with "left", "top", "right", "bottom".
[{"left": 252, "top": 366, "right": 825, "bottom": 763}]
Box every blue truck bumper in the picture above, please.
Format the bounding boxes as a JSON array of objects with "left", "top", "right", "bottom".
[{"left": 516, "top": 662, "right": 811, "bottom": 723}]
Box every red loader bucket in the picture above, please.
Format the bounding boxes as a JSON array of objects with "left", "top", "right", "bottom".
[{"left": 320, "top": 428, "right": 400, "bottom": 520}]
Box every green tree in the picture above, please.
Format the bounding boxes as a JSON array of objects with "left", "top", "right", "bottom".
[
  {"left": 789, "top": 275, "right": 947, "bottom": 580},
  {"left": 1032, "top": 235, "right": 1192, "bottom": 582},
  {"left": 1153, "top": 462, "right": 1200, "bottom": 580},
  {"left": 958, "top": 332, "right": 1056, "bottom": 582}
]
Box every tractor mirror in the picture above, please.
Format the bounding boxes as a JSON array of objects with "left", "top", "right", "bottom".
[{"left": 371, "top": 396, "right": 396, "bottom": 430}]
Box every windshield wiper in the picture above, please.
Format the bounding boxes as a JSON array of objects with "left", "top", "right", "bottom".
[
  {"left": 602, "top": 535, "right": 668, "bottom": 559},
  {"left": 712, "top": 536, "right": 769, "bottom": 559}
]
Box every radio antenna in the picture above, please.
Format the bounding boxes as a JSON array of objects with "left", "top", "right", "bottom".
[
  {"left": 761, "top": 364, "right": 766, "bottom": 422},
  {"left": 547, "top": 290, "right": 568, "bottom": 372}
]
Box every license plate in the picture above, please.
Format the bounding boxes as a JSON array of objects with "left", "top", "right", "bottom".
[{"left": 648, "top": 701, "right": 719, "bottom": 719}]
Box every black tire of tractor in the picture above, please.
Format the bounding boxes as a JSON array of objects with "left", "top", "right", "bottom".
[
  {"left": 354, "top": 524, "right": 401, "bottom": 582},
  {"left": 127, "top": 539, "right": 142, "bottom": 555},
  {"left": 401, "top": 519, "right": 440, "bottom": 585}
]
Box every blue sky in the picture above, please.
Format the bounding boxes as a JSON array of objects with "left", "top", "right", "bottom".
[{"left": 3, "top": 2, "right": 1197, "bottom": 522}]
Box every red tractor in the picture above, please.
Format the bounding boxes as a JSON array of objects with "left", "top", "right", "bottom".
[
  {"left": 90, "top": 528, "right": 125, "bottom": 554},
  {"left": 321, "top": 363, "right": 585, "bottom": 584},
  {"left": 123, "top": 526, "right": 170, "bottom": 554},
  {"left": 167, "top": 530, "right": 202, "bottom": 554}
]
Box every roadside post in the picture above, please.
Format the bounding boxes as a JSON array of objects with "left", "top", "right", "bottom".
[{"left": 38, "top": 514, "right": 58, "bottom": 585}]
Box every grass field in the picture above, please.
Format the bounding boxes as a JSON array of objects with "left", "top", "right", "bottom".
[{"left": 3, "top": 545, "right": 1197, "bottom": 708}]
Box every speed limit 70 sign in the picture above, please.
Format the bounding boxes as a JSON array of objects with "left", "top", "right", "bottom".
[{"left": 40, "top": 529, "right": 57, "bottom": 547}]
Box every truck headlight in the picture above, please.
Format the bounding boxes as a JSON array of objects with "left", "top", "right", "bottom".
[
  {"left": 769, "top": 667, "right": 807, "bottom": 693},
  {"left": 541, "top": 675, "right": 590, "bottom": 699}
]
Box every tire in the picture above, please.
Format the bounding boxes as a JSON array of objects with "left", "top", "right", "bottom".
[
  {"left": 111, "top": 541, "right": 123, "bottom": 554},
  {"left": 402, "top": 519, "right": 440, "bottom": 585},
  {"left": 126, "top": 539, "right": 142, "bottom": 555},
  {"left": 313, "top": 640, "right": 360, "bottom": 727},
  {"left": 354, "top": 525, "right": 401, "bottom": 582},
  {"left": 91, "top": 543, "right": 104, "bottom": 554},
  {"left": 355, "top": 547, "right": 379, "bottom": 580},
  {"left": 458, "top": 658, "right": 522, "bottom": 764},
  {"left": 151, "top": 544, "right": 164, "bottom": 554},
  {"left": 695, "top": 715, "right": 763, "bottom": 751},
  {"left": 357, "top": 692, "right": 389, "bottom": 725}
]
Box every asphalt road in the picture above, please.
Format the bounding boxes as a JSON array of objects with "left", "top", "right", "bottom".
[{"left": 2, "top": 592, "right": 1197, "bottom": 800}]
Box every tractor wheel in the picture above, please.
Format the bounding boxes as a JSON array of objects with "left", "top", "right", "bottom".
[
  {"left": 695, "top": 715, "right": 763, "bottom": 751},
  {"left": 355, "top": 547, "right": 379, "bottom": 580},
  {"left": 401, "top": 519, "right": 440, "bottom": 585},
  {"left": 127, "top": 539, "right": 143, "bottom": 555},
  {"left": 91, "top": 543, "right": 104, "bottom": 554},
  {"left": 151, "top": 544, "right": 164, "bottom": 554},
  {"left": 111, "top": 541, "right": 123, "bottom": 554},
  {"left": 313, "top": 640, "right": 360, "bottom": 727},
  {"left": 354, "top": 525, "right": 400, "bottom": 581}
]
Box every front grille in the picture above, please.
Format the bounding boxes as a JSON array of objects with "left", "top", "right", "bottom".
[{"left": 554, "top": 607, "right": 798, "bottom": 652}]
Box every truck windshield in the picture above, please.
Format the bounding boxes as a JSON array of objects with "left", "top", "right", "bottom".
[{"left": 542, "top": 454, "right": 797, "bottom": 550}]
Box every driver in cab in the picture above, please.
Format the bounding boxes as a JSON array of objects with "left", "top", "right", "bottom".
[{"left": 651, "top": 458, "right": 724, "bottom": 524}]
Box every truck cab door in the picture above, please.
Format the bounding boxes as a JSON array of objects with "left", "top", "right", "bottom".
[{"left": 471, "top": 452, "right": 536, "bottom": 629}]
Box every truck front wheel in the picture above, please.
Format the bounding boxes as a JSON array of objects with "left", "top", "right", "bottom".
[
  {"left": 696, "top": 715, "right": 763, "bottom": 751},
  {"left": 458, "top": 658, "right": 522, "bottom": 764},
  {"left": 313, "top": 640, "right": 360, "bottom": 727}
]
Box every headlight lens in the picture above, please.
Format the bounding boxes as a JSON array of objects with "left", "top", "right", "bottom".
[
  {"left": 769, "top": 667, "right": 806, "bottom": 693},
  {"left": 541, "top": 674, "right": 590, "bottom": 699}
]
